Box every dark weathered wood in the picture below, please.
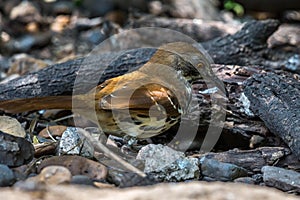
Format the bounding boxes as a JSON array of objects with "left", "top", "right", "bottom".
[
  {"left": 0, "top": 19, "right": 280, "bottom": 102},
  {"left": 212, "top": 64, "right": 269, "bottom": 148},
  {"left": 152, "top": 64, "right": 270, "bottom": 150},
  {"left": 244, "top": 72, "right": 300, "bottom": 158},
  {"left": 202, "top": 19, "right": 280, "bottom": 65},
  {"left": 199, "top": 147, "right": 290, "bottom": 172},
  {"left": 0, "top": 48, "right": 155, "bottom": 101}
]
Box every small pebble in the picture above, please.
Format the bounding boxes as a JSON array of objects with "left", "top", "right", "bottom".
[
  {"left": 80, "top": 28, "right": 106, "bottom": 45},
  {"left": 285, "top": 54, "right": 300, "bottom": 73},
  {"left": 71, "top": 175, "right": 94, "bottom": 186},
  {"left": 200, "top": 157, "right": 248, "bottom": 181},
  {"left": 39, "top": 165, "right": 72, "bottom": 185}
]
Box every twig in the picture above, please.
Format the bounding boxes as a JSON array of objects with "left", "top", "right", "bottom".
[{"left": 79, "top": 129, "right": 146, "bottom": 177}]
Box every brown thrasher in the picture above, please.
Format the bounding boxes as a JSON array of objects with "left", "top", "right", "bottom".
[{"left": 0, "top": 42, "right": 225, "bottom": 138}]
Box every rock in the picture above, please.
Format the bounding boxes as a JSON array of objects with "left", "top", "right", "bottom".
[
  {"left": 108, "top": 170, "right": 157, "bottom": 187},
  {"left": 0, "top": 55, "right": 10, "bottom": 74},
  {"left": 16, "top": 166, "right": 72, "bottom": 187},
  {"left": 137, "top": 144, "right": 184, "bottom": 171},
  {"left": 162, "top": 0, "right": 220, "bottom": 20},
  {"left": 0, "top": 164, "right": 15, "bottom": 186},
  {"left": 5, "top": 33, "right": 52, "bottom": 53},
  {"left": 148, "top": 1, "right": 164, "bottom": 15},
  {"left": 38, "top": 125, "right": 67, "bottom": 139},
  {"left": 200, "top": 157, "right": 248, "bottom": 181},
  {"left": 0, "top": 0, "right": 20, "bottom": 16},
  {"left": 268, "top": 24, "right": 300, "bottom": 49},
  {"left": 161, "top": 157, "right": 199, "bottom": 181},
  {"left": 51, "top": 15, "right": 71, "bottom": 32},
  {"left": 80, "top": 28, "right": 106, "bottom": 45},
  {"left": 9, "top": 1, "right": 41, "bottom": 23},
  {"left": 71, "top": 175, "right": 94, "bottom": 186},
  {"left": 0, "top": 116, "right": 26, "bottom": 138},
  {"left": 13, "top": 178, "right": 45, "bottom": 192},
  {"left": 0, "top": 131, "right": 34, "bottom": 167},
  {"left": 284, "top": 54, "right": 300, "bottom": 73},
  {"left": 252, "top": 174, "right": 263, "bottom": 184},
  {"left": 137, "top": 144, "right": 199, "bottom": 181},
  {"left": 58, "top": 127, "right": 94, "bottom": 158},
  {"left": 38, "top": 166, "right": 72, "bottom": 185},
  {"left": 73, "top": 17, "right": 103, "bottom": 30},
  {"left": 8, "top": 54, "right": 49, "bottom": 76},
  {"left": 262, "top": 166, "right": 300, "bottom": 193},
  {"left": 37, "top": 156, "right": 107, "bottom": 181},
  {"left": 244, "top": 73, "right": 300, "bottom": 157}
]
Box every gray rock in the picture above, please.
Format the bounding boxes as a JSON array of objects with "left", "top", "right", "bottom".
[
  {"left": 6, "top": 33, "right": 51, "bottom": 53},
  {"left": 285, "top": 54, "right": 300, "bottom": 73},
  {"left": 0, "top": 164, "right": 15, "bottom": 186},
  {"left": 166, "top": 0, "right": 220, "bottom": 20},
  {"left": 58, "top": 127, "right": 94, "bottom": 158},
  {"left": 0, "top": 131, "right": 34, "bottom": 167},
  {"left": 200, "top": 157, "right": 248, "bottom": 181},
  {"left": 10, "top": 1, "right": 41, "bottom": 22},
  {"left": 262, "top": 166, "right": 300, "bottom": 192},
  {"left": 71, "top": 175, "right": 94, "bottom": 186},
  {"left": 137, "top": 144, "right": 199, "bottom": 181},
  {"left": 137, "top": 144, "right": 184, "bottom": 172},
  {"left": 161, "top": 157, "right": 200, "bottom": 181}
]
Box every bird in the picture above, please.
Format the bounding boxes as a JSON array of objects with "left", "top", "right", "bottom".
[{"left": 0, "top": 42, "right": 226, "bottom": 139}]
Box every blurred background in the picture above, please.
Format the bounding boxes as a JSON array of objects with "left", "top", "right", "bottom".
[{"left": 0, "top": 0, "right": 299, "bottom": 81}]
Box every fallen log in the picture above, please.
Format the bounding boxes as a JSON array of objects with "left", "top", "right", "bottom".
[
  {"left": 0, "top": 19, "right": 279, "bottom": 101},
  {"left": 244, "top": 72, "right": 300, "bottom": 158}
]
